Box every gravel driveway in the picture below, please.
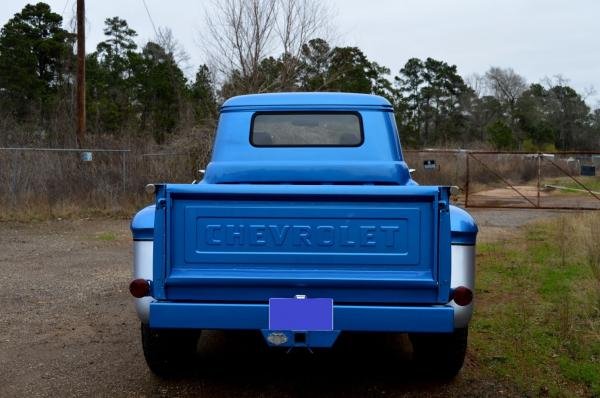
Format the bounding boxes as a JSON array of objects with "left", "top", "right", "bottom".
[{"left": 0, "top": 209, "right": 565, "bottom": 397}]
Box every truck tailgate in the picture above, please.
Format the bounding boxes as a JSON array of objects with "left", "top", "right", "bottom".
[{"left": 152, "top": 184, "right": 451, "bottom": 304}]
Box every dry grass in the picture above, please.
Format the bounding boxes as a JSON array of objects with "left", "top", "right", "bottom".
[
  {"left": 584, "top": 213, "right": 600, "bottom": 308},
  {"left": 0, "top": 128, "right": 215, "bottom": 221},
  {"left": 404, "top": 151, "right": 591, "bottom": 194},
  {"left": 473, "top": 212, "right": 600, "bottom": 396},
  {"left": 1, "top": 144, "right": 595, "bottom": 220}
]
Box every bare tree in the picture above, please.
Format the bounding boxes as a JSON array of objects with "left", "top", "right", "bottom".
[
  {"left": 485, "top": 67, "right": 527, "bottom": 106},
  {"left": 484, "top": 67, "right": 527, "bottom": 125},
  {"left": 200, "top": 0, "right": 332, "bottom": 95},
  {"left": 540, "top": 75, "right": 592, "bottom": 149},
  {"left": 542, "top": 74, "right": 597, "bottom": 103},
  {"left": 465, "top": 73, "right": 486, "bottom": 97},
  {"left": 156, "top": 27, "right": 191, "bottom": 71},
  {"left": 275, "top": 0, "right": 332, "bottom": 89}
]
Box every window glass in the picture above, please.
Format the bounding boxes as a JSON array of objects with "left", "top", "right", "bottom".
[{"left": 251, "top": 113, "right": 363, "bottom": 147}]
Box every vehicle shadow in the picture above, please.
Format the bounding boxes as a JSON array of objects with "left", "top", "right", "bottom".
[{"left": 152, "top": 330, "right": 459, "bottom": 397}]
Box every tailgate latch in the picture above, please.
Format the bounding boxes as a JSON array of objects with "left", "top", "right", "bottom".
[{"left": 438, "top": 200, "right": 449, "bottom": 212}]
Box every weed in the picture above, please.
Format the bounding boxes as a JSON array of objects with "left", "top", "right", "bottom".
[
  {"left": 557, "top": 216, "right": 571, "bottom": 267},
  {"left": 559, "top": 358, "right": 600, "bottom": 396},
  {"left": 585, "top": 216, "right": 600, "bottom": 313},
  {"left": 472, "top": 214, "right": 600, "bottom": 397},
  {"left": 96, "top": 231, "right": 118, "bottom": 241},
  {"left": 0, "top": 141, "right": 208, "bottom": 221}
]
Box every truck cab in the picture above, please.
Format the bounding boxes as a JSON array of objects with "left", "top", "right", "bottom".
[{"left": 130, "top": 92, "right": 478, "bottom": 378}]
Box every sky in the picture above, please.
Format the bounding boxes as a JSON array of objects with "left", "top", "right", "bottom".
[{"left": 2, "top": 0, "right": 599, "bottom": 106}]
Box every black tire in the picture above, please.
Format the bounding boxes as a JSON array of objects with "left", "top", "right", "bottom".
[
  {"left": 141, "top": 323, "right": 200, "bottom": 377},
  {"left": 409, "top": 327, "right": 468, "bottom": 379}
]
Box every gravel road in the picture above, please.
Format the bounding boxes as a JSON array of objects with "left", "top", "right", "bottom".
[{"left": 0, "top": 209, "right": 564, "bottom": 397}]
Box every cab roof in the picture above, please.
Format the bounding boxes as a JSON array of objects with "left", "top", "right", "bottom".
[{"left": 221, "top": 92, "right": 393, "bottom": 110}]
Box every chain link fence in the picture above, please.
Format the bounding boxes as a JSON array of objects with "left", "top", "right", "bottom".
[
  {"left": 1, "top": 147, "right": 599, "bottom": 219},
  {"left": 0, "top": 147, "right": 202, "bottom": 218}
]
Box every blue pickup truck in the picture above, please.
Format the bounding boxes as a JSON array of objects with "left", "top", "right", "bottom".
[{"left": 130, "top": 92, "right": 478, "bottom": 378}]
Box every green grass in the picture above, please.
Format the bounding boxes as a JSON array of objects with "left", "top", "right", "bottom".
[
  {"left": 95, "top": 231, "right": 118, "bottom": 241},
  {"left": 472, "top": 215, "right": 600, "bottom": 397},
  {"left": 545, "top": 176, "right": 600, "bottom": 194}
]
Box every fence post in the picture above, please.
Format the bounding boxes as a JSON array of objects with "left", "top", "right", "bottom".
[
  {"left": 537, "top": 153, "right": 541, "bottom": 208},
  {"left": 121, "top": 151, "right": 128, "bottom": 196},
  {"left": 10, "top": 150, "right": 18, "bottom": 207},
  {"left": 465, "top": 153, "right": 470, "bottom": 207}
]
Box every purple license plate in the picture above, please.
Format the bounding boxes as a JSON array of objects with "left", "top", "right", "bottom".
[{"left": 269, "top": 298, "right": 333, "bottom": 331}]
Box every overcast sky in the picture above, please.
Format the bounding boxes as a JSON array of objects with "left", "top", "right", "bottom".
[{"left": 2, "top": 0, "right": 599, "bottom": 106}]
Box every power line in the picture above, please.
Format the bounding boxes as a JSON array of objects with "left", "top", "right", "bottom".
[
  {"left": 61, "top": 0, "right": 71, "bottom": 17},
  {"left": 141, "top": 0, "right": 159, "bottom": 37}
]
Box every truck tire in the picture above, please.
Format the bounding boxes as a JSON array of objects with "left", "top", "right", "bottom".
[
  {"left": 141, "top": 323, "right": 200, "bottom": 377},
  {"left": 409, "top": 327, "right": 468, "bottom": 379}
]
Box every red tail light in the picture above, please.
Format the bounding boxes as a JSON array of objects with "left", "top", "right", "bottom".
[
  {"left": 129, "top": 279, "right": 150, "bottom": 298},
  {"left": 452, "top": 286, "right": 473, "bottom": 306}
]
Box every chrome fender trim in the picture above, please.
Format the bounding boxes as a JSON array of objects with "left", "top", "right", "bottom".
[
  {"left": 450, "top": 244, "right": 476, "bottom": 328},
  {"left": 133, "top": 240, "right": 154, "bottom": 323}
]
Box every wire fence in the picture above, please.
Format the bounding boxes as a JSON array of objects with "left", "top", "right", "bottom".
[
  {"left": 404, "top": 149, "right": 600, "bottom": 210},
  {"left": 0, "top": 147, "right": 200, "bottom": 218},
  {"left": 1, "top": 147, "right": 599, "bottom": 219}
]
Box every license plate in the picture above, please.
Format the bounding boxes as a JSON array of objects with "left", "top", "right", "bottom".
[{"left": 268, "top": 298, "right": 333, "bottom": 331}]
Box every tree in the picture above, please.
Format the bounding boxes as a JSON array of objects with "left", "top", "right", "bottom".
[
  {"left": 87, "top": 18, "right": 200, "bottom": 142},
  {"left": 421, "top": 58, "right": 468, "bottom": 145},
  {"left": 96, "top": 17, "right": 138, "bottom": 69},
  {"left": 202, "top": 0, "right": 331, "bottom": 96},
  {"left": 515, "top": 80, "right": 591, "bottom": 150},
  {"left": 545, "top": 84, "right": 591, "bottom": 150},
  {"left": 296, "top": 39, "right": 392, "bottom": 96},
  {"left": 326, "top": 46, "right": 383, "bottom": 93},
  {"left": 393, "top": 57, "right": 468, "bottom": 146},
  {"left": 297, "top": 38, "right": 332, "bottom": 90},
  {"left": 463, "top": 94, "right": 504, "bottom": 142},
  {"left": 515, "top": 83, "right": 556, "bottom": 148},
  {"left": 464, "top": 73, "right": 486, "bottom": 97},
  {"left": 393, "top": 58, "right": 424, "bottom": 145},
  {"left": 590, "top": 109, "right": 600, "bottom": 149},
  {"left": 220, "top": 55, "right": 287, "bottom": 97},
  {"left": 190, "top": 64, "right": 217, "bottom": 122},
  {"left": 275, "top": 0, "right": 330, "bottom": 90},
  {"left": 370, "top": 62, "right": 394, "bottom": 98},
  {"left": 486, "top": 119, "right": 516, "bottom": 150},
  {"left": 87, "top": 17, "right": 139, "bottom": 134},
  {"left": 134, "top": 41, "right": 188, "bottom": 143},
  {"left": 0, "top": 2, "right": 74, "bottom": 121},
  {"left": 484, "top": 67, "right": 527, "bottom": 126},
  {"left": 155, "top": 27, "right": 190, "bottom": 70}
]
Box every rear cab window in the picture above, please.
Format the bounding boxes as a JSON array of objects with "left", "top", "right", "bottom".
[{"left": 251, "top": 112, "right": 363, "bottom": 147}]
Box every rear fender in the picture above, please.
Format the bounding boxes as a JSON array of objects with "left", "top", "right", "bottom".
[
  {"left": 131, "top": 205, "right": 156, "bottom": 323},
  {"left": 450, "top": 245, "right": 475, "bottom": 328},
  {"left": 449, "top": 205, "right": 478, "bottom": 328},
  {"left": 133, "top": 241, "right": 153, "bottom": 323}
]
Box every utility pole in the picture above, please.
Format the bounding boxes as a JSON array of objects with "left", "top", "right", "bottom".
[{"left": 76, "top": 0, "right": 85, "bottom": 148}]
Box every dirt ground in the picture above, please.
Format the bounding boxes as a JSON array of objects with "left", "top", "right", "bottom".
[
  {"left": 466, "top": 185, "right": 600, "bottom": 209},
  {"left": 0, "top": 208, "right": 569, "bottom": 397}
]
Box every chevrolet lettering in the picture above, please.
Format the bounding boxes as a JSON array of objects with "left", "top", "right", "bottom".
[
  {"left": 203, "top": 224, "right": 404, "bottom": 248},
  {"left": 130, "top": 93, "right": 478, "bottom": 378}
]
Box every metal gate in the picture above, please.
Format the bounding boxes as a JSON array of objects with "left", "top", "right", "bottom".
[{"left": 404, "top": 150, "right": 600, "bottom": 210}]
